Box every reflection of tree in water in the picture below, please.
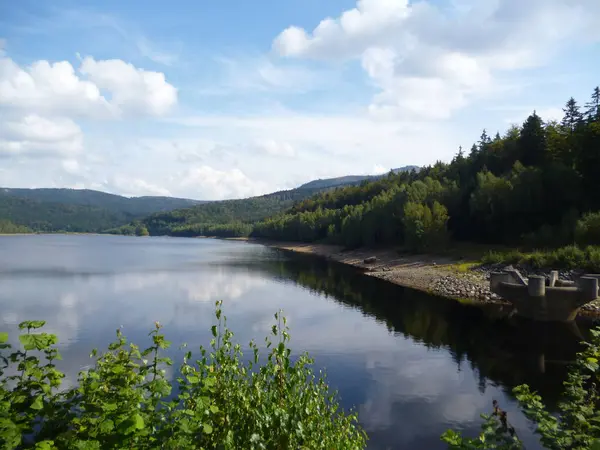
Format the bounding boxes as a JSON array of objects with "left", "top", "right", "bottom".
[{"left": 227, "top": 250, "right": 597, "bottom": 410}]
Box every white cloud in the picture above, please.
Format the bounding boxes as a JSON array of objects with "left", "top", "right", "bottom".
[
  {"left": 0, "top": 57, "right": 112, "bottom": 117},
  {"left": 79, "top": 56, "right": 177, "bottom": 116},
  {"left": 0, "top": 115, "right": 83, "bottom": 158},
  {"left": 104, "top": 175, "right": 172, "bottom": 197},
  {"left": 0, "top": 53, "right": 177, "bottom": 119},
  {"left": 273, "top": 0, "right": 600, "bottom": 119},
  {"left": 175, "top": 165, "right": 272, "bottom": 200}
]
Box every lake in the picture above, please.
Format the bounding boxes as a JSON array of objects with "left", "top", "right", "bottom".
[{"left": 0, "top": 234, "right": 593, "bottom": 449}]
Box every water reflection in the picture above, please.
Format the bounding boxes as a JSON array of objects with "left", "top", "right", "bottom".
[{"left": 0, "top": 235, "right": 594, "bottom": 449}]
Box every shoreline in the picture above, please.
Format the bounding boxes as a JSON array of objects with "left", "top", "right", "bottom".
[
  {"left": 235, "top": 237, "right": 600, "bottom": 318},
  {"left": 239, "top": 238, "right": 501, "bottom": 301}
]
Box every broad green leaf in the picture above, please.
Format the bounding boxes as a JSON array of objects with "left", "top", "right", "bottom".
[
  {"left": 34, "top": 441, "right": 56, "bottom": 450},
  {"left": 19, "top": 333, "right": 57, "bottom": 351},
  {"left": 118, "top": 414, "right": 145, "bottom": 435},
  {"left": 0, "top": 332, "right": 8, "bottom": 343},
  {"left": 203, "top": 423, "right": 213, "bottom": 435},
  {"left": 19, "top": 320, "right": 46, "bottom": 330},
  {"left": 31, "top": 395, "right": 44, "bottom": 410},
  {"left": 99, "top": 419, "right": 114, "bottom": 433},
  {"left": 186, "top": 375, "right": 199, "bottom": 384}
]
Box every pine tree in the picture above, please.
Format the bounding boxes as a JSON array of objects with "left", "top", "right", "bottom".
[
  {"left": 584, "top": 86, "right": 600, "bottom": 122},
  {"left": 561, "top": 97, "right": 583, "bottom": 132},
  {"left": 478, "top": 129, "right": 491, "bottom": 151},
  {"left": 518, "top": 111, "right": 547, "bottom": 166}
]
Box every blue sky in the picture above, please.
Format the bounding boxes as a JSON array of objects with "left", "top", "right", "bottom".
[{"left": 0, "top": 0, "right": 599, "bottom": 199}]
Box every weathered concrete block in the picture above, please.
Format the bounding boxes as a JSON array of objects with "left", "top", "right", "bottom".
[{"left": 528, "top": 276, "right": 546, "bottom": 297}]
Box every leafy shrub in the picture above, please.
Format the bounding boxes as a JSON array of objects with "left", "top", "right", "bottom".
[
  {"left": 481, "top": 251, "right": 505, "bottom": 265},
  {"left": 443, "top": 328, "right": 600, "bottom": 449},
  {"left": 0, "top": 303, "right": 366, "bottom": 449},
  {"left": 526, "top": 251, "right": 549, "bottom": 269},
  {"left": 552, "top": 245, "right": 585, "bottom": 269},
  {"left": 575, "top": 212, "right": 600, "bottom": 246}
]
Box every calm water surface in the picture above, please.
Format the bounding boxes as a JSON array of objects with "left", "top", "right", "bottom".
[{"left": 0, "top": 235, "right": 594, "bottom": 449}]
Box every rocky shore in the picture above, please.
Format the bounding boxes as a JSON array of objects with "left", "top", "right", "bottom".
[{"left": 249, "top": 240, "right": 600, "bottom": 316}]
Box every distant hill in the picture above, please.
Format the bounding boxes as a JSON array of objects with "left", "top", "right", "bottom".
[
  {"left": 297, "top": 166, "right": 420, "bottom": 190},
  {"left": 1, "top": 188, "right": 202, "bottom": 216},
  {"left": 0, "top": 188, "right": 202, "bottom": 232},
  {"left": 139, "top": 187, "right": 326, "bottom": 235},
  {"left": 0, "top": 167, "right": 420, "bottom": 234}
]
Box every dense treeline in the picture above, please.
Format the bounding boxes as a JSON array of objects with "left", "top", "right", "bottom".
[
  {"left": 0, "top": 219, "right": 30, "bottom": 234},
  {"left": 0, "top": 189, "right": 201, "bottom": 233},
  {"left": 0, "top": 194, "right": 131, "bottom": 233},
  {"left": 252, "top": 86, "right": 600, "bottom": 250},
  {"left": 119, "top": 188, "right": 326, "bottom": 236}
]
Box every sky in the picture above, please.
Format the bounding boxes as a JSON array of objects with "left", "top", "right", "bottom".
[{"left": 0, "top": 0, "right": 599, "bottom": 200}]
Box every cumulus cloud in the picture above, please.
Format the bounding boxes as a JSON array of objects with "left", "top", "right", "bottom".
[
  {"left": 0, "top": 57, "right": 112, "bottom": 117},
  {"left": 273, "top": 0, "right": 600, "bottom": 119},
  {"left": 175, "top": 165, "right": 271, "bottom": 200},
  {"left": 79, "top": 56, "right": 178, "bottom": 116},
  {"left": 0, "top": 115, "right": 83, "bottom": 158},
  {"left": 104, "top": 175, "right": 172, "bottom": 197},
  {"left": 0, "top": 53, "right": 177, "bottom": 118}
]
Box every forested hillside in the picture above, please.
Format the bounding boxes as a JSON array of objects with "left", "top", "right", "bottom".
[
  {"left": 251, "top": 86, "right": 600, "bottom": 250},
  {"left": 1, "top": 188, "right": 201, "bottom": 215},
  {"left": 0, "top": 189, "right": 201, "bottom": 233},
  {"left": 0, "top": 194, "right": 131, "bottom": 232},
  {"left": 116, "top": 187, "right": 327, "bottom": 236},
  {"left": 297, "top": 166, "right": 420, "bottom": 190}
]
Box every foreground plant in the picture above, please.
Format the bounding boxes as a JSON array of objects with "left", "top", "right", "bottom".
[
  {"left": 0, "top": 302, "right": 366, "bottom": 449},
  {"left": 442, "top": 329, "right": 600, "bottom": 449}
]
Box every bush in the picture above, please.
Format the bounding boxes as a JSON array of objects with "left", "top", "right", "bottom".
[
  {"left": 575, "top": 212, "right": 600, "bottom": 246},
  {"left": 443, "top": 328, "right": 600, "bottom": 449},
  {"left": 0, "top": 303, "right": 366, "bottom": 449},
  {"left": 553, "top": 245, "right": 585, "bottom": 269}
]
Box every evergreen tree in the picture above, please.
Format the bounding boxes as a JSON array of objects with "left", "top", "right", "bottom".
[
  {"left": 584, "top": 86, "right": 600, "bottom": 122},
  {"left": 561, "top": 97, "right": 583, "bottom": 132},
  {"left": 518, "top": 112, "right": 547, "bottom": 166}
]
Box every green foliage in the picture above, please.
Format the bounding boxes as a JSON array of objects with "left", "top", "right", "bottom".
[
  {"left": 0, "top": 303, "right": 366, "bottom": 449},
  {"left": 0, "top": 219, "right": 31, "bottom": 234},
  {"left": 481, "top": 245, "right": 600, "bottom": 272},
  {"left": 575, "top": 212, "right": 600, "bottom": 246},
  {"left": 403, "top": 201, "right": 449, "bottom": 251},
  {"left": 245, "top": 84, "right": 600, "bottom": 254},
  {"left": 135, "top": 224, "right": 150, "bottom": 237},
  {"left": 0, "top": 189, "right": 200, "bottom": 233},
  {"left": 443, "top": 328, "right": 600, "bottom": 450}
]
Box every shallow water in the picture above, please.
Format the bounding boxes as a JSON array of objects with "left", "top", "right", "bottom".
[{"left": 0, "top": 234, "right": 593, "bottom": 449}]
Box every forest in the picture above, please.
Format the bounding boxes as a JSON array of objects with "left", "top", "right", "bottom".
[
  {"left": 250, "top": 86, "right": 600, "bottom": 252},
  {"left": 111, "top": 187, "right": 326, "bottom": 236},
  {"left": 0, "top": 189, "right": 202, "bottom": 233}
]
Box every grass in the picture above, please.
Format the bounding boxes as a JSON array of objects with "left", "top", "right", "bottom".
[
  {"left": 450, "top": 261, "right": 479, "bottom": 273},
  {"left": 480, "top": 245, "right": 600, "bottom": 272}
]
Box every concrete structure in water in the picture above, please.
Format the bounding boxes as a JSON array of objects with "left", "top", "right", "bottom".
[{"left": 490, "top": 269, "right": 600, "bottom": 321}]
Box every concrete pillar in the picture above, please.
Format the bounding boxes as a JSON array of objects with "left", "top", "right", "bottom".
[
  {"left": 506, "top": 268, "right": 527, "bottom": 285},
  {"left": 490, "top": 272, "right": 511, "bottom": 293},
  {"left": 549, "top": 271, "right": 558, "bottom": 287},
  {"left": 528, "top": 276, "right": 546, "bottom": 297},
  {"left": 579, "top": 276, "right": 599, "bottom": 302}
]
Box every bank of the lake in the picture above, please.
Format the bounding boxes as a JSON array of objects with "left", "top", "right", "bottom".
[{"left": 232, "top": 237, "right": 600, "bottom": 317}]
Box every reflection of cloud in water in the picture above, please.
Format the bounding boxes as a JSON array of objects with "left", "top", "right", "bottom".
[{"left": 0, "top": 237, "right": 546, "bottom": 449}]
